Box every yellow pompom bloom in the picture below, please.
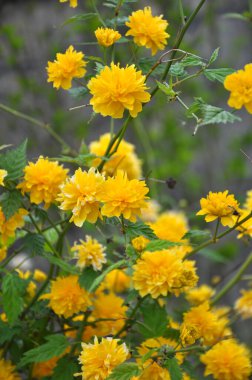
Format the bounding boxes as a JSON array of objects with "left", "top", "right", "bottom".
[
  {"left": 186, "top": 285, "right": 215, "bottom": 306},
  {"left": 87, "top": 63, "right": 150, "bottom": 118},
  {"left": 0, "top": 246, "right": 7, "bottom": 262},
  {"left": 99, "top": 170, "right": 149, "bottom": 222},
  {"left": 72, "top": 235, "right": 106, "bottom": 271},
  {"left": 17, "top": 156, "right": 68, "bottom": 208},
  {"left": 235, "top": 289, "right": 252, "bottom": 319},
  {"left": 197, "top": 190, "right": 240, "bottom": 227},
  {"left": 244, "top": 190, "right": 252, "bottom": 209},
  {"left": 125, "top": 7, "right": 170, "bottom": 55},
  {"left": 32, "top": 357, "right": 59, "bottom": 379},
  {"left": 59, "top": 0, "right": 77, "bottom": 8},
  {"left": 180, "top": 323, "right": 200, "bottom": 346},
  {"left": 33, "top": 269, "right": 47, "bottom": 283},
  {"left": 224, "top": 64, "right": 252, "bottom": 114},
  {"left": 41, "top": 275, "right": 91, "bottom": 318},
  {"left": 0, "top": 357, "right": 21, "bottom": 380},
  {"left": 133, "top": 249, "right": 198, "bottom": 299},
  {"left": 89, "top": 133, "right": 142, "bottom": 179},
  {"left": 131, "top": 236, "right": 149, "bottom": 252},
  {"left": 95, "top": 27, "right": 121, "bottom": 47},
  {"left": 91, "top": 292, "right": 128, "bottom": 336},
  {"left": 77, "top": 337, "right": 128, "bottom": 380},
  {"left": 47, "top": 45, "right": 87, "bottom": 90},
  {"left": 57, "top": 168, "right": 105, "bottom": 227},
  {"left": 0, "top": 207, "right": 28, "bottom": 243},
  {"left": 201, "top": 339, "right": 251, "bottom": 380},
  {"left": 101, "top": 269, "right": 131, "bottom": 293},
  {"left": 0, "top": 169, "right": 7, "bottom": 186}
]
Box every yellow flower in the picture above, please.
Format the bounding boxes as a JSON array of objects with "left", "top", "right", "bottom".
[
  {"left": 234, "top": 209, "right": 252, "bottom": 238},
  {"left": 91, "top": 292, "right": 128, "bottom": 336},
  {"left": 72, "top": 235, "right": 106, "bottom": 271},
  {"left": 41, "top": 275, "right": 91, "bottom": 318},
  {"left": 201, "top": 339, "right": 251, "bottom": 380},
  {"left": 235, "top": 289, "right": 252, "bottom": 319},
  {"left": 57, "top": 168, "right": 105, "bottom": 227},
  {"left": 141, "top": 200, "right": 160, "bottom": 223},
  {"left": 47, "top": 45, "right": 87, "bottom": 90},
  {"left": 125, "top": 7, "right": 170, "bottom": 55},
  {"left": 0, "top": 169, "right": 7, "bottom": 186},
  {"left": 180, "top": 323, "right": 200, "bottom": 346},
  {"left": 224, "top": 64, "right": 252, "bottom": 114},
  {"left": 0, "top": 357, "right": 21, "bottom": 380},
  {"left": 33, "top": 269, "right": 47, "bottom": 283},
  {"left": 244, "top": 190, "right": 252, "bottom": 209},
  {"left": 77, "top": 337, "right": 128, "bottom": 380},
  {"left": 186, "top": 285, "right": 215, "bottom": 306},
  {"left": 87, "top": 63, "right": 150, "bottom": 118},
  {"left": 95, "top": 27, "right": 121, "bottom": 47},
  {"left": 99, "top": 170, "right": 149, "bottom": 222},
  {"left": 59, "top": 0, "right": 77, "bottom": 8},
  {"left": 132, "top": 236, "right": 149, "bottom": 252},
  {"left": 100, "top": 269, "right": 131, "bottom": 293},
  {"left": 0, "top": 208, "right": 28, "bottom": 243},
  {"left": 197, "top": 190, "right": 240, "bottom": 227},
  {"left": 0, "top": 246, "right": 7, "bottom": 262},
  {"left": 32, "top": 357, "right": 59, "bottom": 379},
  {"left": 17, "top": 156, "right": 68, "bottom": 208},
  {"left": 89, "top": 133, "right": 142, "bottom": 179},
  {"left": 132, "top": 249, "right": 198, "bottom": 299}
]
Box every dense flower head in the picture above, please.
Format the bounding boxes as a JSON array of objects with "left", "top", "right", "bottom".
[
  {"left": 17, "top": 156, "right": 68, "bottom": 208},
  {"left": 244, "top": 190, "right": 252, "bottom": 209},
  {"left": 89, "top": 133, "right": 142, "bottom": 179},
  {"left": 99, "top": 170, "right": 149, "bottom": 222},
  {"left": 201, "top": 339, "right": 252, "bottom": 380},
  {"left": 150, "top": 211, "right": 189, "bottom": 243},
  {"left": 131, "top": 236, "right": 149, "bottom": 252},
  {"left": 32, "top": 357, "right": 59, "bottom": 379},
  {"left": 185, "top": 284, "right": 215, "bottom": 306},
  {"left": 41, "top": 275, "right": 91, "bottom": 318},
  {"left": 95, "top": 27, "right": 121, "bottom": 47},
  {"left": 0, "top": 169, "right": 7, "bottom": 186},
  {"left": 87, "top": 63, "right": 150, "bottom": 118},
  {"left": 72, "top": 235, "right": 106, "bottom": 271},
  {"left": 77, "top": 337, "right": 128, "bottom": 380},
  {"left": 132, "top": 249, "right": 198, "bottom": 298},
  {"left": 235, "top": 289, "right": 252, "bottom": 319},
  {"left": 125, "top": 7, "right": 170, "bottom": 55},
  {"left": 0, "top": 207, "right": 28, "bottom": 243},
  {"left": 59, "top": 0, "right": 77, "bottom": 7},
  {"left": 0, "top": 357, "right": 21, "bottom": 380},
  {"left": 47, "top": 45, "right": 87, "bottom": 90},
  {"left": 224, "top": 64, "right": 252, "bottom": 114},
  {"left": 197, "top": 190, "right": 240, "bottom": 227},
  {"left": 57, "top": 168, "right": 105, "bottom": 227},
  {"left": 100, "top": 269, "right": 131, "bottom": 293}
]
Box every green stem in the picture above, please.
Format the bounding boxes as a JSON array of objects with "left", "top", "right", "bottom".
[
  {"left": 151, "top": 0, "right": 207, "bottom": 98},
  {"left": 213, "top": 217, "right": 220, "bottom": 242},
  {"left": 211, "top": 251, "right": 252, "bottom": 305},
  {"left": 176, "top": 95, "right": 200, "bottom": 124}
]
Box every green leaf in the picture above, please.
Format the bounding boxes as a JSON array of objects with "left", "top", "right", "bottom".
[
  {"left": 183, "top": 229, "right": 211, "bottom": 245},
  {"left": 62, "top": 13, "right": 97, "bottom": 26},
  {"left": 107, "top": 363, "right": 141, "bottom": 380},
  {"left": 23, "top": 233, "right": 45, "bottom": 256},
  {"left": 52, "top": 356, "right": 78, "bottom": 380},
  {"left": 145, "top": 239, "right": 181, "bottom": 251},
  {"left": 204, "top": 68, "right": 235, "bottom": 83},
  {"left": 0, "top": 189, "right": 22, "bottom": 219},
  {"left": 164, "top": 357, "right": 183, "bottom": 380},
  {"left": 54, "top": 154, "right": 97, "bottom": 166},
  {"left": 79, "top": 267, "right": 100, "bottom": 291},
  {"left": 0, "top": 320, "right": 21, "bottom": 344},
  {"left": 2, "top": 273, "right": 26, "bottom": 325},
  {"left": 42, "top": 252, "right": 79, "bottom": 274},
  {"left": 208, "top": 47, "right": 220, "bottom": 64},
  {"left": 126, "top": 222, "right": 156, "bottom": 240},
  {"left": 181, "top": 55, "right": 204, "bottom": 67},
  {"left": 170, "top": 63, "right": 187, "bottom": 77},
  {"left": 19, "top": 334, "right": 70, "bottom": 367},
  {"left": 0, "top": 140, "right": 27, "bottom": 181},
  {"left": 68, "top": 87, "right": 88, "bottom": 99},
  {"left": 138, "top": 299, "right": 168, "bottom": 338}
]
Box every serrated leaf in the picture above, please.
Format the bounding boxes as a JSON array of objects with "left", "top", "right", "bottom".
[
  {"left": 52, "top": 356, "right": 78, "bottom": 380},
  {"left": 181, "top": 55, "right": 204, "bottom": 67},
  {"left": 68, "top": 87, "right": 88, "bottom": 99},
  {"left": 23, "top": 233, "right": 45, "bottom": 256},
  {"left": 198, "top": 104, "right": 241, "bottom": 127},
  {"left": 19, "top": 334, "right": 70, "bottom": 367},
  {"left": 62, "top": 13, "right": 97, "bottom": 26},
  {"left": 209, "top": 48, "right": 220, "bottom": 64},
  {"left": 125, "top": 222, "right": 156, "bottom": 240},
  {"left": 138, "top": 299, "right": 168, "bottom": 338},
  {"left": 204, "top": 68, "right": 235, "bottom": 83},
  {"left": 145, "top": 240, "right": 181, "bottom": 251},
  {"left": 79, "top": 267, "right": 100, "bottom": 291},
  {"left": 170, "top": 63, "right": 187, "bottom": 77},
  {"left": 163, "top": 328, "right": 181, "bottom": 341},
  {"left": 164, "top": 357, "right": 182, "bottom": 380},
  {"left": 42, "top": 252, "right": 79, "bottom": 274},
  {"left": 0, "top": 189, "right": 22, "bottom": 219},
  {"left": 2, "top": 273, "right": 26, "bottom": 325},
  {"left": 0, "top": 140, "right": 27, "bottom": 181},
  {"left": 107, "top": 363, "right": 141, "bottom": 380}
]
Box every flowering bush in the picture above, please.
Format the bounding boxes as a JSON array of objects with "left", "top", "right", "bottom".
[{"left": 0, "top": 1, "right": 252, "bottom": 380}]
